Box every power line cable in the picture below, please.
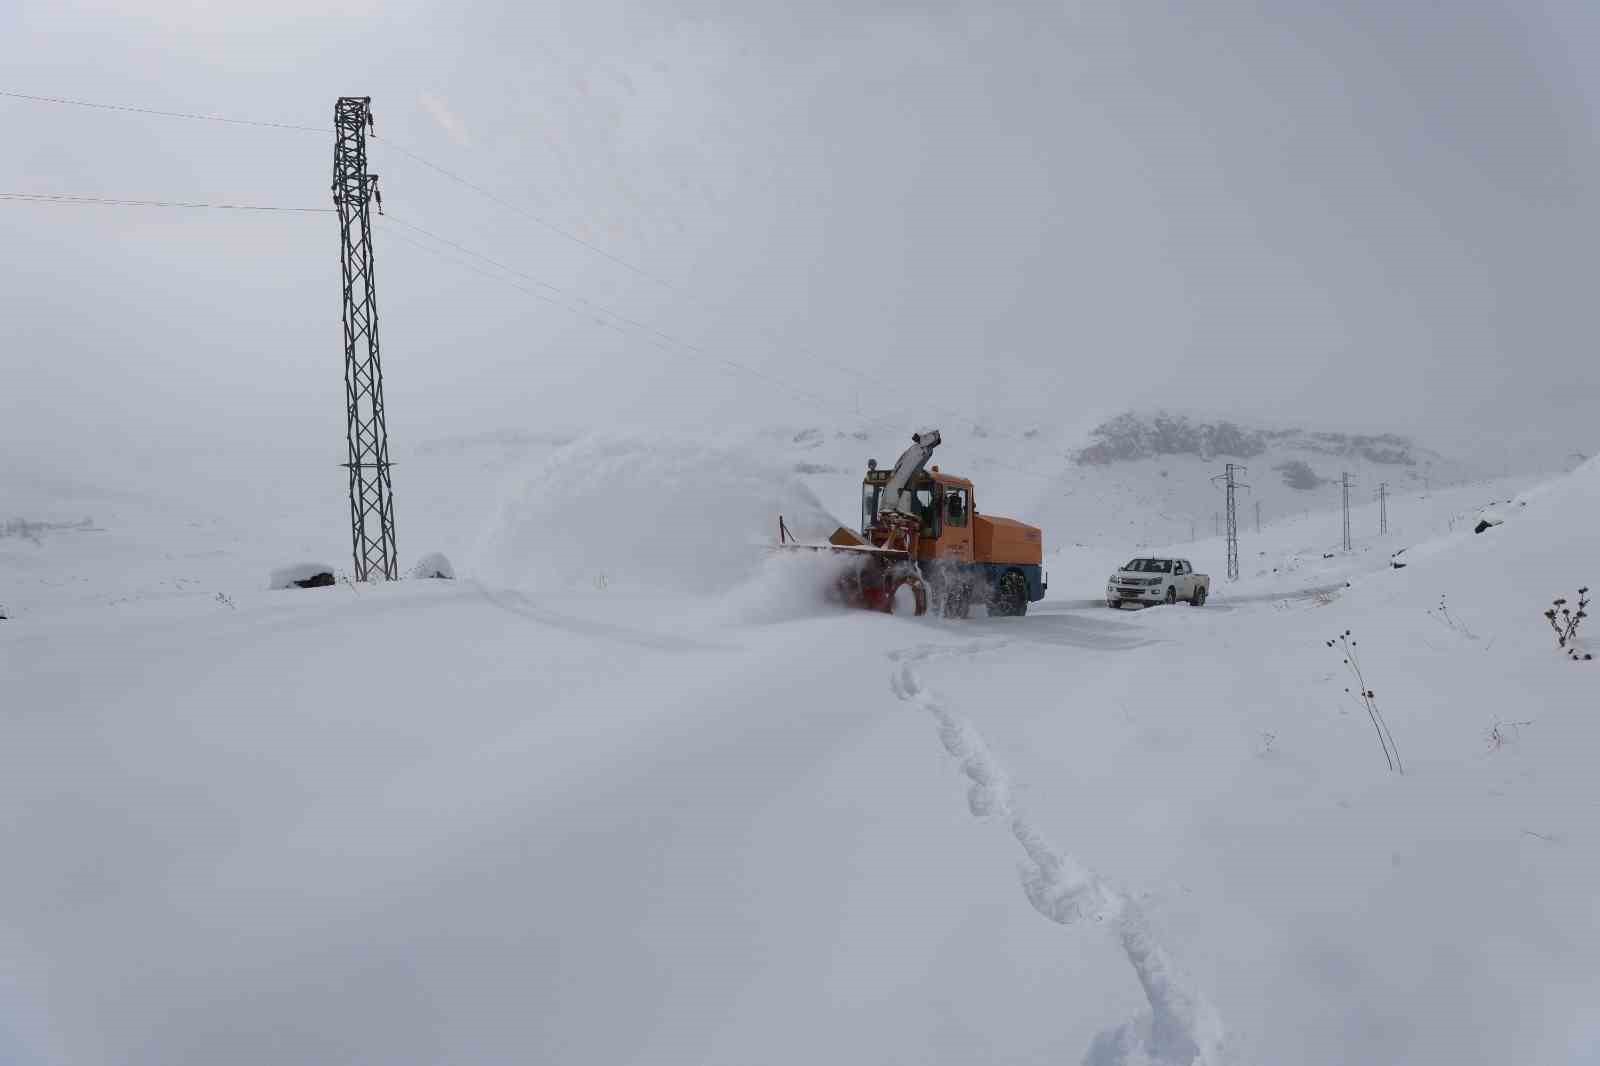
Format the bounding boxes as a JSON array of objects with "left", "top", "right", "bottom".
[
  {"left": 372, "top": 138, "right": 661, "bottom": 284},
  {"left": 384, "top": 212, "right": 866, "bottom": 404},
  {"left": 377, "top": 218, "right": 866, "bottom": 424},
  {"left": 371, "top": 137, "right": 995, "bottom": 434},
  {"left": 3, "top": 87, "right": 1005, "bottom": 438},
  {"left": 0, "top": 184, "right": 925, "bottom": 439},
  {"left": 2, "top": 183, "right": 1062, "bottom": 482},
  {"left": 4, "top": 85, "right": 1059, "bottom": 474},
  {"left": 0, "top": 89, "right": 328, "bottom": 133},
  {"left": 0, "top": 191, "right": 332, "bottom": 212},
  {"left": 377, "top": 214, "right": 1061, "bottom": 482}
]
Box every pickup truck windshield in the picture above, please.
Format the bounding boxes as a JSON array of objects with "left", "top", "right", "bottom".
[{"left": 1122, "top": 558, "right": 1172, "bottom": 573}]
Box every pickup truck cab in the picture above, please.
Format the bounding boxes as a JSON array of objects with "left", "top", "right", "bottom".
[{"left": 1106, "top": 557, "right": 1209, "bottom": 608}]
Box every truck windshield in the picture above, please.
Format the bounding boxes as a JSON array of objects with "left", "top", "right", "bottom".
[
  {"left": 1122, "top": 558, "right": 1172, "bottom": 573},
  {"left": 862, "top": 482, "right": 939, "bottom": 538}
]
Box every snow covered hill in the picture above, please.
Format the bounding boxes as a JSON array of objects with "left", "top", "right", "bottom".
[
  {"left": 2, "top": 428, "right": 1597, "bottom": 1065},
  {"left": 427, "top": 409, "right": 1497, "bottom": 563}
]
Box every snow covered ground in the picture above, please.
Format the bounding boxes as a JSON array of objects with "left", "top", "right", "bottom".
[{"left": 2, "top": 430, "right": 1597, "bottom": 1065}]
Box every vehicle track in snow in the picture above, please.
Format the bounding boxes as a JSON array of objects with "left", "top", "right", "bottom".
[
  {"left": 964, "top": 604, "right": 1163, "bottom": 651},
  {"left": 889, "top": 646, "right": 1226, "bottom": 1065}
]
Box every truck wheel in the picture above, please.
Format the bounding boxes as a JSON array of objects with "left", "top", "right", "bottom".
[
  {"left": 944, "top": 583, "right": 971, "bottom": 620},
  {"left": 1165, "top": 586, "right": 1177, "bottom": 606},
  {"left": 995, "top": 572, "right": 1028, "bottom": 617},
  {"left": 887, "top": 574, "right": 928, "bottom": 617},
  {"left": 1107, "top": 599, "right": 1121, "bottom": 609},
  {"left": 1191, "top": 585, "right": 1207, "bottom": 606}
]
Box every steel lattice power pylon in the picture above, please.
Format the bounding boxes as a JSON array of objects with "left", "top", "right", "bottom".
[
  {"left": 332, "top": 96, "right": 398, "bottom": 581},
  {"left": 1341, "top": 471, "right": 1355, "bottom": 551},
  {"left": 1211, "top": 463, "right": 1250, "bottom": 581}
]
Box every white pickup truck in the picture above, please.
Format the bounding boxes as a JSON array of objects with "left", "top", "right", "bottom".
[{"left": 1106, "top": 557, "right": 1209, "bottom": 608}]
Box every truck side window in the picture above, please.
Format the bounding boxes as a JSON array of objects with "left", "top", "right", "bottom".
[
  {"left": 945, "top": 488, "right": 968, "bottom": 527},
  {"left": 861, "top": 483, "right": 881, "bottom": 535}
]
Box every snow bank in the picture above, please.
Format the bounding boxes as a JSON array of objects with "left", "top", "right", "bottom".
[{"left": 472, "top": 432, "right": 841, "bottom": 597}]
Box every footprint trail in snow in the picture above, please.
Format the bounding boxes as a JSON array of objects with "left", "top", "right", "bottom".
[{"left": 889, "top": 654, "right": 1228, "bottom": 1066}]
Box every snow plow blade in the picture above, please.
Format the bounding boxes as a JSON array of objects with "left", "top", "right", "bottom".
[
  {"left": 774, "top": 517, "right": 928, "bottom": 616},
  {"left": 828, "top": 526, "right": 868, "bottom": 547}
]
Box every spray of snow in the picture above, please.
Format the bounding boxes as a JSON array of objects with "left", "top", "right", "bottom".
[
  {"left": 715, "top": 547, "right": 866, "bottom": 624},
  {"left": 471, "top": 432, "right": 840, "bottom": 597},
  {"left": 890, "top": 659, "right": 1227, "bottom": 1066}
]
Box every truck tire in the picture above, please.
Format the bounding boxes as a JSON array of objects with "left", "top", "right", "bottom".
[
  {"left": 1190, "top": 584, "right": 1207, "bottom": 606},
  {"left": 995, "top": 571, "right": 1029, "bottom": 617},
  {"left": 887, "top": 574, "right": 929, "bottom": 617},
  {"left": 944, "top": 582, "right": 971, "bottom": 620},
  {"left": 1165, "top": 586, "right": 1177, "bottom": 606},
  {"left": 1107, "top": 598, "right": 1121, "bottom": 609}
]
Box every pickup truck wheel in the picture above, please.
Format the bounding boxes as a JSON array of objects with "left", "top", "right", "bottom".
[
  {"left": 995, "top": 572, "right": 1028, "bottom": 617},
  {"left": 1191, "top": 585, "right": 1207, "bottom": 606},
  {"left": 1165, "top": 586, "right": 1177, "bottom": 605},
  {"left": 1106, "top": 598, "right": 1121, "bottom": 609}
]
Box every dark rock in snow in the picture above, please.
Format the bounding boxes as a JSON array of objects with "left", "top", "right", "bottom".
[{"left": 269, "top": 563, "right": 338, "bottom": 590}]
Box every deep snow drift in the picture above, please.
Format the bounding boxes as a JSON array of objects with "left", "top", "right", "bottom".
[{"left": 2, "top": 430, "right": 1597, "bottom": 1066}]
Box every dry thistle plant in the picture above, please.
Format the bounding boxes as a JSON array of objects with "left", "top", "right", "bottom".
[
  {"left": 1326, "top": 629, "right": 1404, "bottom": 774},
  {"left": 1543, "top": 588, "right": 1591, "bottom": 662}
]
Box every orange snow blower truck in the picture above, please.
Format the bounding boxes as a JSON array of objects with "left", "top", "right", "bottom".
[{"left": 777, "top": 429, "right": 1047, "bottom": 617}]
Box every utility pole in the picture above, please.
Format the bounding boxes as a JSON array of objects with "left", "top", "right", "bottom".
[
  {"left": 1211, "top": 463, "right": 1250, "bottom": 581},
  {"left": 1341, "top": 471, "right": 1355, "bottom": 552},
  {"left": 332, "top": 96, "right": 399, "bottom": 581},
  {"left": 1255, "top": 499, "right": 1261, "bottom": 534},
  {"left": 1376, "top": 482, "right": 1389, "bottom": 535}
]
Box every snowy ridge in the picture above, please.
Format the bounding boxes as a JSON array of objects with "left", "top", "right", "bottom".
[
  {"left": 890, "top": 655, "right": 1226, "bottom": 1066},
  {"left": 1074, "top": 412, "right": 1440, "bottom": 469}
]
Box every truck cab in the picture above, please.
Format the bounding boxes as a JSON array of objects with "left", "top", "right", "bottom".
[
  {"left": 860, "top": 466, "right": 1046, "bottom": 616},
  {"left": 861, "top": 468, "right": 974, "bottom": 563}
]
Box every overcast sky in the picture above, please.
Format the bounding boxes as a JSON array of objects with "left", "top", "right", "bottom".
[{"left": 3, "top": 0, "right": 1597, "bottom": 470}]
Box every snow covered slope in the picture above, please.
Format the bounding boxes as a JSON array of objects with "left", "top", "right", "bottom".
[
  {"left": 2, "top": 433, "right": 1596, "bottom": 1065},
  {"left": 526, "top": 411, "right": 1494, "bottom": 556}
]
